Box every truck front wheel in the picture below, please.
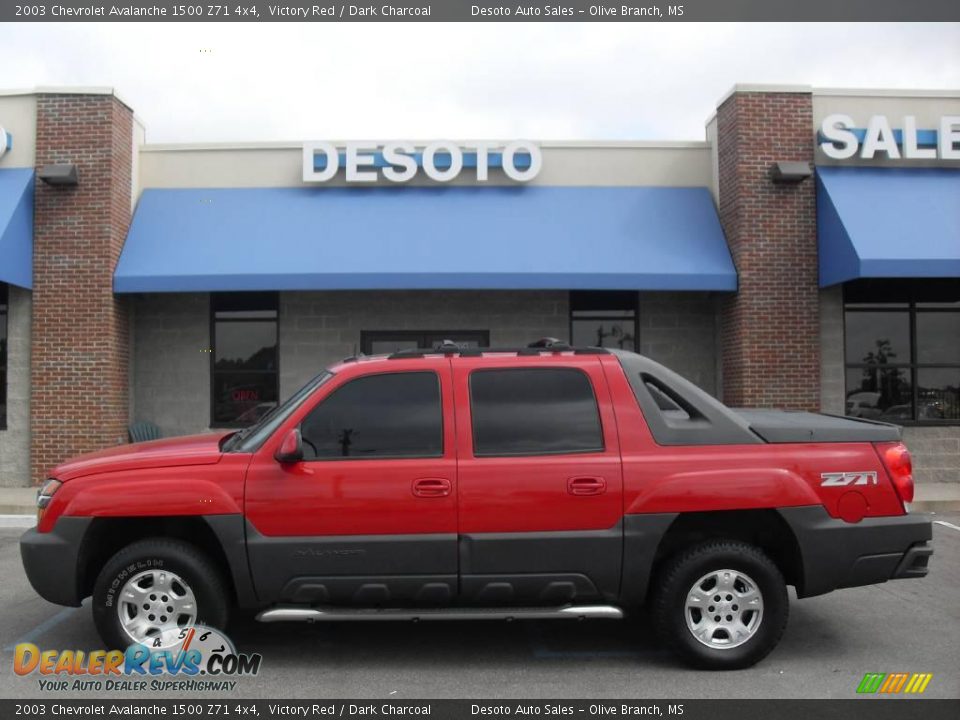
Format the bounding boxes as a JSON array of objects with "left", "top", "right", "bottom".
[
  {"left": 652, "top": 540, "right": 788, "bottom": 669},
  {"left": 92, "top": 538, "right": 230, "bottom": 650}
]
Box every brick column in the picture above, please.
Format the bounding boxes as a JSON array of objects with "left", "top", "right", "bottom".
[
  {"left": 716, "top": 90, "right": 820, "bottom": 410},
  {"left": 30, "top": 93, "right": 134, "bottom": 483}
]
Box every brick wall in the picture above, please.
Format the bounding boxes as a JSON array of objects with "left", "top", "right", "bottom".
[
  {"left": 716, "top": 91, "right": 820, "bottom": 410},
  {"left": 30, "top": 93, "right": 133, "bottom": 483}
]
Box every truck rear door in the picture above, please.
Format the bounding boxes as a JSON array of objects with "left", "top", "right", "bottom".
[{"left": 452, "top": 354, "right": 624, "bottom": 604}]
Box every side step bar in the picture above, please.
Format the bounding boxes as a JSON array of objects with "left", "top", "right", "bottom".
[{"left": 256, "top": 604, "right": 623, "bottom": 623}]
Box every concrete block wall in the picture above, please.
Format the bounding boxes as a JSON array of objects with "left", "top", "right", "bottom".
[
  {"left": 819, "top": 286, "right": 845, "bottom": 415},
  {"left": 902, "top": 427, "right": 960, "bottom": 484},
  {"left": 131, "top": 293, "right": 212, "bottom": 438},
  {"left": 639, "top": 292, "right": 719, "bottom": 396},
  {"left": 278, "top": 291, "right": 570, "bottom": 397},
  {"left": 128, "top": 290, "right": 722, "bottom": 439},
  {"left": 0, "top": 287, "right": 32, "bottom": 487}
]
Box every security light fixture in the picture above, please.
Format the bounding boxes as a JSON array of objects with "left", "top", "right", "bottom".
[
  {"left": 38, "top": 163, "right": 79, "bottom": 186},
  {"left": 770, "top": 161, "right": 813, "bottom": 184}
]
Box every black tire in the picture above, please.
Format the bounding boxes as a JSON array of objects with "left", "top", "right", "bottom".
[
  {"left": 92, "top": 538, "right": 230, "bottom": 650},
  {"left": 651, "top": 540, "right": 788, "bottom": 670}
]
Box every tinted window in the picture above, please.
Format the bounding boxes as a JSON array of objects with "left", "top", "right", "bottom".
[
  {"left": 844, "top": 311, "right": 909, "bottom": 365},
  {"left": 917, "top": 312, "right": 960, "bottom": 364},
  {"left": 844, "top": 280, "right": 960, "bottom": 425},
  {"left": 211, "top": 293, "right": 279, "bottom": 427},
  {"left": 470, "top": 368, "right": 603, "bottom": 456},
  {"left": 301, "top": 372, "right": 442, "bottom": 459},
  {"left": 570, "top": 291, "right": 638, "bottom": 352},
  {"left": 361, "top": 330, "right": 489, "bottom": 355}
]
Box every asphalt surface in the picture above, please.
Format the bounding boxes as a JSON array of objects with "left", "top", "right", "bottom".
[{"left": 0, "top": 514, "right": 957, "bottom": 700}]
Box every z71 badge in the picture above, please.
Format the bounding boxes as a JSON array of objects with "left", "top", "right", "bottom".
[{"left": 820, "top": 471, "right": 878, "bottom": 487}]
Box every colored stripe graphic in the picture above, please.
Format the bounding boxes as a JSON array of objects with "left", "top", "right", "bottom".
[
  {"left": 905, "top": 673, "right": 934, "bottom": 694},
  {"left": 857, "top": 672, "right": 932, "bottom": 694},
  {"left": 879, "top": 673, "right": 901, "bottom": 693},
  {"left": 857, "top": 673, "right": 885, "bottom": 693}
]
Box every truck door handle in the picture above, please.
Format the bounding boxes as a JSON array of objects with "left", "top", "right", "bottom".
[
  {"left": 412, "top": 478, "right": 451, "bottom": 498},
  {"left": 567, "top": 476, "right": 606, "bottom": 496}
]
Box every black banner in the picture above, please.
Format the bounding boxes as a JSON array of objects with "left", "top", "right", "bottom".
[
  {"left": 2, "top": 0, "right": 959, "bottom": 22},
  {"left": 1, "top": 700, "right": 958, "bottom": 719}
]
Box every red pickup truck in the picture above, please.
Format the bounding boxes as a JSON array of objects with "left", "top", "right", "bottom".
[{"left": 21, "top": 342, "right": 932, "bottom": 669}]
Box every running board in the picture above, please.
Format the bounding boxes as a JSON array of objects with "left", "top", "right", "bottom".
[{"left": 256, "top": 604, "right": 623, "bottom": 623}]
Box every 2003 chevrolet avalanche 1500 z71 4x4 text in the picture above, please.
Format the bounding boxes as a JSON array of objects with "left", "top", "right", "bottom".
[{"left": 20, "top": 342, "right": 933, "bottom": 669}]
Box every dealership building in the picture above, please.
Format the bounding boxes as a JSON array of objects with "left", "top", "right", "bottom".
[{"left": 0, "top": 85, "right": 957, "bottom": 488}]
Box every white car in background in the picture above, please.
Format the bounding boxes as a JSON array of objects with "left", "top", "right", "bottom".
[{"left": 846, "top": 392, "right": 882, "bottom": 419}]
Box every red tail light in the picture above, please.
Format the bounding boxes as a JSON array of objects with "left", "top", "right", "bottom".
[{"left": 877, "top": 442, "right": 914, "bottom": 505}]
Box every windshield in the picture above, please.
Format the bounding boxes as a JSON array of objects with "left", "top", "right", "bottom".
[{"left": 225, "top": 371, "right": 333, "bottom": 453}]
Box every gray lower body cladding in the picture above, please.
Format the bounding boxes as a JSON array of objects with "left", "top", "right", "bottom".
[
  {"left": 20, "top": 517, "right": 92, "bottom": 607},
  {"left": 244, "top": 519, "right": 635, "bottom": 607},
  {"left": 777, "top": 506, "right": 933, "bottom": 597}
]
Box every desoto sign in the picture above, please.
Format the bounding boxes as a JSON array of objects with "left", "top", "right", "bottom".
[
  {"left": 819, "top": 114, "right": 960, "bottom": 160},
  {"left": 302, "top": 141, "right": 542, "bottom": 183}
]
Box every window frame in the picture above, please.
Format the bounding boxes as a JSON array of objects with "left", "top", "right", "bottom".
[
  {"left": 209, "top": 292, "right": 280, "bottom": 429},
  {"left": 569, "top": 291, "right": 639, "bottom": 352},
  {"left": 0, "top": 283, "right": 7, "bottom": 431},
  {"left": 843, "top": 291, "right": 960, "bottom": 426},
  {"left": 468, "top": 366, "right": 606, "bottom": 458},
  {"left": 298, "top": 370, "right": 445, "bottom": 461}
]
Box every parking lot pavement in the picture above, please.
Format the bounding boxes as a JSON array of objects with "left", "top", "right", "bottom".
[{"left": 0, "top": 515, "right": 957, "bottom": 700}]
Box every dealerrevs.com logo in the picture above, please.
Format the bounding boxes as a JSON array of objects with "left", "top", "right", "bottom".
[{"left": 13, "top": 626, "right": 262, "bottom": 692}]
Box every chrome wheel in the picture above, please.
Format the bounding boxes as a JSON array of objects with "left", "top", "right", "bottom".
[
  {"left": 684, "top": 568, "right": 763, "bottom": 650},
  {"left": 117, "top": 569, "right": 197, "bottom": 643}
]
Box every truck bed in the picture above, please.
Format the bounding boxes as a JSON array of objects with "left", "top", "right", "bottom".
[{"left": 734, "top": 409, "right": 902, "bottom": 444}]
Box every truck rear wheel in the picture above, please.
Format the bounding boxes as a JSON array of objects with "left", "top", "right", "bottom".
[
  {"left": 652, "top": 540, "right": 788, "bottom": 669},
  {"left": 92, "top": 538, "right": 229, "bottom": 650}
]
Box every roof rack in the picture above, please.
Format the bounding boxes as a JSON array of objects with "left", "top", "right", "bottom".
[{"left": 386, "top": 338, "right": 610, "bottom": 360}]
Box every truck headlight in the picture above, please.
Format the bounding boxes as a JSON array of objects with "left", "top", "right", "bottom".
[{"left": 37, "top": 478, "right": 62, "bottom": 510}]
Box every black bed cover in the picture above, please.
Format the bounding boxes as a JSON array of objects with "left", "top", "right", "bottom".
[{"left": 733, "top": 409, "right": 902, "bottom": 444}]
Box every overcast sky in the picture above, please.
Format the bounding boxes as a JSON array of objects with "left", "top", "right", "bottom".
[{"left": 1, "top": 22, "right": 958, "bottom": 142}]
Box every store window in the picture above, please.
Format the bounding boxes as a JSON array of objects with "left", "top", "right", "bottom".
[
  {"left": 211, "top": 293, "right": 279, "bottom": 427},
  {"left": 0, "top": 283, "right": 7, "bottom": 430},
  {"left": 361, "top": 330, "right": 489, "bottom": 355},
  {"left": 570, "top": 291, "right": 638, "bottom": 351},
  {"left": 844, "top": 280, "right": 960, "bottom": 424},
  {"left": 470, "top": 368, "right": 604, "bottom": 456},
  {"left": 300, "top": 372, "right": 442, "bottom": 460}
]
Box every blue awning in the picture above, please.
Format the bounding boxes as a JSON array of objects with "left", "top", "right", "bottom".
[
  {"left": 114, "top": 186, "right": 736, "bottom": 293},
  {"left": 817, "top": 167, "right": 960, "bottom": 287},
  {"left": 0, "top": 168, "right": 33, "bottom": 289}
]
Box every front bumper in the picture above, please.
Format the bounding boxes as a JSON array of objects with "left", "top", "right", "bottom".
[
  {"left": 778, "top": 506, "right": 933, "bottom": 598},
  {"left": 20, "top": 517, "right": 92, "bottom": 607}
]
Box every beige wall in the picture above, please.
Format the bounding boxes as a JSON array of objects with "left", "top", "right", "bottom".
[
  {"left": 0, "top": 94, "right": 37, "bottom": 168},
  {"left": 136, "top": 142, "right": 713, "bottom": 196},
  {"left": 813, "top": 89, "right": 960, "bottom": 167}
]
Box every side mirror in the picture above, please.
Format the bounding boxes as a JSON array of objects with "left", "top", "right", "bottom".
[{"left": 274, "top": 428, "right": 304, "bottom": 464}]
